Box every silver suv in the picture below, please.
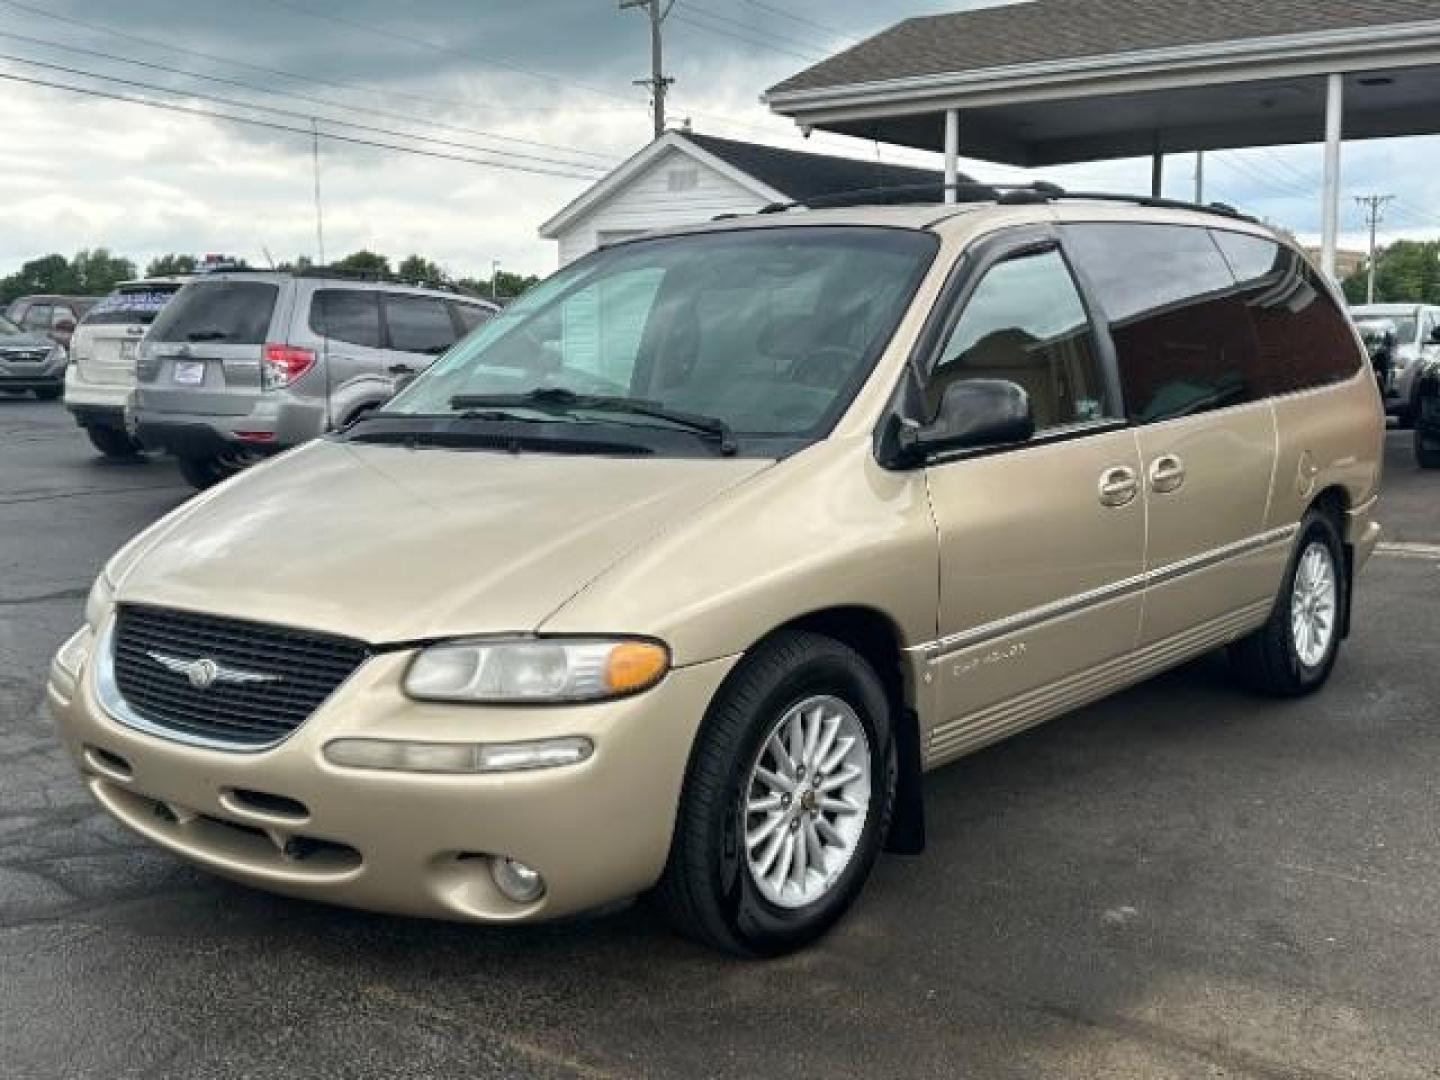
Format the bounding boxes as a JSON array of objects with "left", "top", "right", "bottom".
[
  {"left": 1349, "top": 303, "right": 1440, "bottom": 426},
  {"left": 133, "top": 271, "right": 498, "bottom": 487}
]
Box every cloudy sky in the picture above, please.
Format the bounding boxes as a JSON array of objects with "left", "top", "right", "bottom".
[{"left": 3, "top": 0, "right": 1439, "bottom": 280}]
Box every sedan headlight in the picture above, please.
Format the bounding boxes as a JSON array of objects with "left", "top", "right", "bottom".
[
  {"left": 84, "top": 571, "right": 115, "bottom": 630},
  {"left": 404, "top": 637, "right": 669, "bottom": 704}
]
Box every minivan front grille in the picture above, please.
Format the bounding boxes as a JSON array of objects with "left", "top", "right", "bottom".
[{"left": 111, "top": 605, "right": 370, "bottom": 748}]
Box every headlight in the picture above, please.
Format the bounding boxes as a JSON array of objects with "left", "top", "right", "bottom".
[
  {"left": 84, "top": 572, "right": 115, "bottom": 630},
  {"left": 404, "top": 637, "right": 669, "bottom": 704}
]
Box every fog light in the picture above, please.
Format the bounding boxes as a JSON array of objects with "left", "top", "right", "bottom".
[
  {"left": 491, "top": 855, "right": 545, "bottom": 903},
  {"left": 323, "top": 736, "right": 593, "bottom": 774}
]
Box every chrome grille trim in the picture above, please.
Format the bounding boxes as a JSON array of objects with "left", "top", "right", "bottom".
[{"left": 99, "top": 605, "right": 370, "bottom": 751}]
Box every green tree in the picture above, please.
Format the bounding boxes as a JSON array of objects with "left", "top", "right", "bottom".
[
  {"left": 70, "top": 248, "right": 137, "bottom": 294},
  {"left": 456, "top": 270, "right": 540, "bottom": 299},
  {"left": 332, "top": 249, "right": 390, "bottom": 276},
  {"left": 1342, "top": 240, "right": 1440, "bottom": 305},
  {"left": 396, "top": 254, "right": 443, "bottom": 283},
  {"left": 1, "top": 254, "right": 77, "bottom": 302},
  {"left": 146, "top": 253, "right": 197, "bottom": 277}
]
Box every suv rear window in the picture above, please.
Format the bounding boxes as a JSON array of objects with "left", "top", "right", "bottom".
[
  {"left": 84, "top": 285, "right": 183, "bottom": 327},
  {"left": 148, "top": 281, "right": 279, "bottom": 344}
]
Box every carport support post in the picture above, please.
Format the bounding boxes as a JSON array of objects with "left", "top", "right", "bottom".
[
  {"left": 1321, "top": 72, "right": 1344, "bottom": 280},
  {"left": 944, "top": 108, "right": 959, "bottom": 204},
  {"left": 1150, "top": 146, "right": 1163, "bottom": 198}
]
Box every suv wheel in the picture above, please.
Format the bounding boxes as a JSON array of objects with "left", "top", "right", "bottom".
[
  {"left": 1230, "top": 510, "right": 1347, "bottom": 696},
  {"left": 85, "top": 424, "right": 143, "bottom": 459},
  {"left": 1417, "top": 429, "right": 1440, "bottom": 469},
  {"left": 175, "top": 453, "right": 246, "bottom": 489},
  {"left": 654, "top": 630, "right": 896, "bottom": 956},
  {"left": 33, "top": 386, "right": 62, "bottom": 401}
]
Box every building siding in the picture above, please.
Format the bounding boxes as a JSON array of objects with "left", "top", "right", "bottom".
[{"left": 551, "top": 145, "right": 767, "bottom": 266}]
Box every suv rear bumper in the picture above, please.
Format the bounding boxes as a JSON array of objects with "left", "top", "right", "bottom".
[
  {"left": 136, "top": 419, "right": 275, "bottom": 460},
  {"left": 133, "top": 394, "right": 327, "bottom": 457}
]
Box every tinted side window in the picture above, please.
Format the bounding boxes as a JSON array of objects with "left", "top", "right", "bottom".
[
  {"left": 384, "top": 294, "right": 457, "bottom": 354},
  {"left": 1212, "top": 230, "right": 1362, "bottom": 395},
  {"left": 1064, "top": 223, "right": 1258, "bottom": 423},
  {"left": 148, "top": 281, "right": 279, "bottom": 345},
  {"left": 310, "top": 289, "right": 381, "bottom": 349},
  {"left": 928, "top": 247, "right": 1109, "bottom": 431},
  {"left": 451, "top": 302, "right": 493, "bottom": 333}
]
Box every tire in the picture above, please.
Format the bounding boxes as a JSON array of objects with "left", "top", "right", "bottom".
[
  {"left": 1417, "top": 430, "right": 1440, "bottom": 470},
  {"left": 33, "top": 386, "right": 62, "bottom": 401},
  {"left": 653, "top": 630, "right": 897, "bottom": 957},
  {"left": 85, "top": 424, "right": 143, "bottom": 459},
  {"left": 175, "top": 454, "right": 230, "bottom": 489},
  {"left": 1230, "top": 510, "right": 1347, "bottom": 697}
]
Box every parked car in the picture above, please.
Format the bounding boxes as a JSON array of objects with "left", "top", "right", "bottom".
[
  {"left": 65, "top": 278, "right": 190, "bottom": 458},
  {"left": 49, "top": 197, "right": 1382, "bottom": 956},
  {"left": 0, "top": 312, "right": 68, "bottom": 399},
  {"left": 1349, "top": 303, "right": 1440, "bottom": 426},
  {"left": 1415, "top": 355, "right": 1440, "bottom": 468},
  {"left": 6, "top": 294, "right": 98, "bottom": 349},
  {"left": 131, "top": 271, "right": 498, "bottom": 488}
]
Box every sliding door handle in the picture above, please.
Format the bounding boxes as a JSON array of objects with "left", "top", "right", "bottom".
[{"left": 1148, "top": 454, "right": 1186, "bottom": 494}]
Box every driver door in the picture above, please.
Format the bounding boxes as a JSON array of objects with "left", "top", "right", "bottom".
[{"left": 918, "top": 229, "right": 1146, "bottom": 764}]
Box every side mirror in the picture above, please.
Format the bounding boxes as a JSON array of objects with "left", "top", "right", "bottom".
[{"left": 894, "top": 379, "right": 1035, "bottom": 463}]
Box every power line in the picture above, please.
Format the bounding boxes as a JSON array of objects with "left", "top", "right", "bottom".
[
  {"left": 682, "top": 2, "right": 837, "bottom": 56},
  {"left": 670, "top": 9, "right": 829, "bottom": 62},
  {"left": 620, "top": 0, "right": 675, "bottom": 139},
  {"left": 0, "top": 29, "right": 617, "bottom": 168},
  {"left": 258, "top": 0, "right": 645, "bottom": 109},
  {"left": 0, "top": 0, "right": 635, "bottom": 121},
  {"left": 0, "top": 53, "right": 607, "bottom": 176},
  {"left": 0, "top": 70, "right": 603, "bottom": 181},
  {"left": 737, "top": 0, "right": 859, "bottom": 44}
]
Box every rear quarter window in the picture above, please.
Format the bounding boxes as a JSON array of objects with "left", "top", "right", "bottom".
[
  {"left": 310, "top": 289, "right": 382, "bottom": 348},
  {"left": 384, "top": 293, "right": 457, "bottom": 354},
  {"left": 1210, "top": 230, "right": 1362, "bottom": 395},
  {"left": 148, "top": 281, "right": 279, "bottom": 345}
]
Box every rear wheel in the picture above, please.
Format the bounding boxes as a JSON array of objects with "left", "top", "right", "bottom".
[
  {"left": 1230, "top": 510, "right": 1346, "bottom": 696},
  {"left": 653, "top": 630, "right": 896, "bottom": 956},
  {"left": 85, "top": 424, "right": 143, "bottom": 459},
  {"left": 175, "top": 451, "right": 254, "bottom": 489},
  {"left": 1417, "top": 429, "right": 1440, "bottom": 469}
]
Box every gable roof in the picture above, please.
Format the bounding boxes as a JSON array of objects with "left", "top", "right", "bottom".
[
  {"left": 768, "top": 0, "right": 1440, "bottom": 96},
  {"left": 539, "top": 130, "right": 956, "bottom": 239}
]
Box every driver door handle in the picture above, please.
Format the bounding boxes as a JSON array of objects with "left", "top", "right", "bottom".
[{"left": 1098, "top": 466, "right": 1139, "bottom": 508}]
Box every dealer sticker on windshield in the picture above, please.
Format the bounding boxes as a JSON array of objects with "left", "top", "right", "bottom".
[{"left": 172, "top": 360, "right": 205, "bottom": 385}]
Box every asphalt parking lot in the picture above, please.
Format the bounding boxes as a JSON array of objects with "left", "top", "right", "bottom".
[{"left": 2, "top": 398, "right": 1438, "bottom": 1079}]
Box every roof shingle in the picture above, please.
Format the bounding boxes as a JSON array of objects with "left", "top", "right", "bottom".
[{"left": 768, "top": 0, "right": 1440, "bottom": 96}]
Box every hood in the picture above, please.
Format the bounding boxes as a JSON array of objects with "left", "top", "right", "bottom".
[
  {"left": 0, "top": 330, "right": 55, "bottom": 351},
  {"left": 113, "top": 440, "right": 771, "bottom": 644}
]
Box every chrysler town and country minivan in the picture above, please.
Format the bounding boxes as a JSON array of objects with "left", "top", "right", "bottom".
[
  {"left": 132, "top": 271, "right": 498, "bottom": 487},
  {"left": 49, "top": 197, "right": 1383, "bottom": 955}
]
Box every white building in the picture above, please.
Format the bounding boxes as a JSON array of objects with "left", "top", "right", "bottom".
[{"left": 539, "top": 130, "right": 950, "bottom": 266}]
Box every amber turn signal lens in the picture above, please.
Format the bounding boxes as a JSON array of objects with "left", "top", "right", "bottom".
[{"left": 603, "top": 641, "right": 669, "bottom": 694}]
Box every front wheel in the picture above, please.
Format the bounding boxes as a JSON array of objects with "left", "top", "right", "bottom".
[
  {"left": 33, "top": 386, "right": 62, "bottom": 401},
  {"left": 653, "top": 630, "right": 896, "bottom": 956},
  {"left": 1230, "top": 511, "right": 1347, "bottom": 696}
]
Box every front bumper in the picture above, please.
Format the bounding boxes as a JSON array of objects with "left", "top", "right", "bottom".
[
  {"left": 0, "top": 361, "right": 64, "bottom": 389},
  {"left": 48, "top": 619, "right": 737, "bottom": 922}
]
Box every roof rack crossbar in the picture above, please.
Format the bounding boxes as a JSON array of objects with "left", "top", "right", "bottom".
[{"left": 753, "top": 180, "right": 1254, "bottom": 222}]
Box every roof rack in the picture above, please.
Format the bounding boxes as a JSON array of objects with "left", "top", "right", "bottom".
[{"left": 753, "top": 181, "right": 1254, "bottom": 222}]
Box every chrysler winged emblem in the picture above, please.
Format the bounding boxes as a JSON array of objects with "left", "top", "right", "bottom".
[{"left": 147, "top": 651, "right": 280, "bottom": 689}]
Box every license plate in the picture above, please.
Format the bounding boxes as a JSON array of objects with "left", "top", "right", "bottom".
[
  {"left": 120, "top": 339, "right": 138, "bottom": 362},
  {"left": 172, "top": 360, "right": 205, "bottom": 385}
]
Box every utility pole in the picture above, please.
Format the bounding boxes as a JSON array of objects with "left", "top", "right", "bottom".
[
  {"left": 491, "top": 259, "right": 500, "bottom": 301},
  {"left": 1193, "top": 151, "right": 1204, "bottom": 204},
  {"left": 620, "top": 0, "right": 674, "bottom": 138},
  {"left": 310, "top": 117, "right": 326, "bottom": 267},
  {"left": 1354, "top": 194, "right": 1395, "bottom": 303}
]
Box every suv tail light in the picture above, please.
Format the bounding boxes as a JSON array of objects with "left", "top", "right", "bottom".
[{"left": 261, "top": 344, "right": 316, "bottom": 389}]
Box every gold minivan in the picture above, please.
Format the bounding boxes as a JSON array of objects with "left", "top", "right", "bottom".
[{"left": 49, "top": 195, "right": 1384, "bottom": 955}]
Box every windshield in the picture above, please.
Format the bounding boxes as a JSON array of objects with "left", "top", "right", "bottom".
[
  {"left": 1353, "top": 308, "right": 1418, "bottom": 343},
  {"left": 84, "top": 284, "right": 183, "bottom": 327},
  {"left": 382, "top": 227, "right": 937, "bottom": 455},
  {"left": 0, "top": 315, "right": 22, "bottom": 336}
]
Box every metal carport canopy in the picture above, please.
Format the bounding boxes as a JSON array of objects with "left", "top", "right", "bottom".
[{"left": 763, "top": 1, "right": 1440, "bottom": 277}]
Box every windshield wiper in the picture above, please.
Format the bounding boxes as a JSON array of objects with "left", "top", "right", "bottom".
[{"left": 449, "top": 388, "right": 738, "bottom": 455}]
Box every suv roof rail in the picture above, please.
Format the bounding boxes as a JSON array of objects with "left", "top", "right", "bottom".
[
  {"left": 201, "top": 264, "right": 491, "bottom": 301},
  {"left": 752, "top": 181, "right": 1255, "bottom": 223}
]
